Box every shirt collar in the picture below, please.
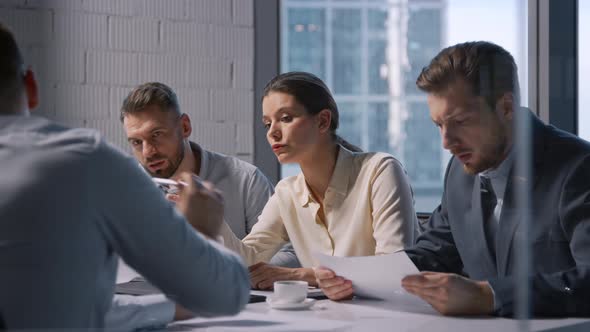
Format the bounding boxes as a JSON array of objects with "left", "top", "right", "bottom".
[
  {"left": 480, "top": 148, "right": 513, "bottom": 180},
  {"left": 297, "top": 145, "right": 354, "bottom": 207},
  {"left": 189, "top": 141, "right": 208, "bottom": 179}
]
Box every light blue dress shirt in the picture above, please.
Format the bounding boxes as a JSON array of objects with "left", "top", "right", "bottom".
[{"left": 0, "top": 115, "right": 250, "bottom": 329}]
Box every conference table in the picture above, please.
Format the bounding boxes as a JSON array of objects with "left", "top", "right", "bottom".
[
  {"left": 166, "top": 293, "right": 590, "bottom": 332},
  {"left": 118, "top": 261, "right": 590, "bottom": 332}
]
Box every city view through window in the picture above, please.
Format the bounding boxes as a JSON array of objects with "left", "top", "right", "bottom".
[{"left": 280, "top": 0, "right": 527, "bottom": 212}]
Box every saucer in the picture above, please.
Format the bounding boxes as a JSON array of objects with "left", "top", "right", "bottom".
[{"left": 266, "top": 296, "right": 316, "bottom": 310}]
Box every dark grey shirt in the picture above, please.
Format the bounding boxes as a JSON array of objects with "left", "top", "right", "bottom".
[{"left": 0, "top": 116, "right": 250, "bottom": 329}]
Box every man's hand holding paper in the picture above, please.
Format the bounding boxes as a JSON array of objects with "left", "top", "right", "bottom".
[{"left": 401, "top": 272, "right": 495, "bottom": 315}]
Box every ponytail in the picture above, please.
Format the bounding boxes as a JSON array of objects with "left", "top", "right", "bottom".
[{"left": 335, "top": 135, "right": 362, "bottom": 152}]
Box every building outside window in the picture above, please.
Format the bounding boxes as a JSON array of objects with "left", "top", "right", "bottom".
[{"left": 280, "top": 0, "right": 527, "bottom": 212}]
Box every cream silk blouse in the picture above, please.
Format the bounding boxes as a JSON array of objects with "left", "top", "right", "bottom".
[{"left": 220, "top": 146, "right": 417, "bottom": 267}]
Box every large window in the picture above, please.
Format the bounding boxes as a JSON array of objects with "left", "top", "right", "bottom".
[{"left": 280, "top": 0, "right": 527, "bottom": 212}]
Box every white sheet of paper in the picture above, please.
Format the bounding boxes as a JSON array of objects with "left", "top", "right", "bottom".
[
  {"left": 314, "top": 252, "right": 429, "bottom": 309},
  {"left": 116, "top": 258, "right": 140, "bottom": 284}
]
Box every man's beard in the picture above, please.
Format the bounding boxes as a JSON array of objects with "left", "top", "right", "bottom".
[
  {"left": 463, "top": 129, "right": 509, "bottom": 175},
  {"left": 146, "top": 144, "right": 185, "bottom": 178}
]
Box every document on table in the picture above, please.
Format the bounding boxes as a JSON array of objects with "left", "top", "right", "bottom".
[{"left": 314, "top": 251, "right": 430, "bottom": 310}]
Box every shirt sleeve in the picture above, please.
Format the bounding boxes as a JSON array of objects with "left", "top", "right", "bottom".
[
  {"left": 370, "top": 157, "right": 418, "bottom": 255},
  {"left": 405, "top": 158, "right": 464, "bottom": 273},
  {"left": 220, "top": 193, "right": 289, "bottom": 266},
  {"left": 91, "top": 142, "right": 250, "bottom": 318},
  {"left": 105, "top": 295, "right": 174, "bottom": 331}
]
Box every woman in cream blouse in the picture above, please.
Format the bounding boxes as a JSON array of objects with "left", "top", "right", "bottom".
[{"left": 218, "top": 71, "right": 417, "bottom": 291}]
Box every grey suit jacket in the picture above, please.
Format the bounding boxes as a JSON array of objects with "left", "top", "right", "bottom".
[{"left": 406, "top": 110, "right": 590, "bottom": 317}]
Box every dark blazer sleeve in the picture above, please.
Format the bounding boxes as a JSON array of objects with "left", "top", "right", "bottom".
[
  {"left": 489, "top": 155, "right": 590, "bottom": 317},
  {"left": 405, "top": 159, "right": 464, "bottom": 274}
]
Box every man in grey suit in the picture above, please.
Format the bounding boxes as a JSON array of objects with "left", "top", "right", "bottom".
[
  {"left": 317, "top": 41, "right": 590, "bottom": 317},
  {"left": 401, "top": 41, "right": 590, "bottom": 317}
]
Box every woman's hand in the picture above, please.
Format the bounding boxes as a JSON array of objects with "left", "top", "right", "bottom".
[
  {"left": 314, "top": 267, "right": 354, "bottom": 301},
  {"left": 248, "top": 263, "right": 316, "bottom": 289}
]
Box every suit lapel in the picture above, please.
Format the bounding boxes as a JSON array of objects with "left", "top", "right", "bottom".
[
  {"left": 496, "top": 110, "right": 546, "bottom": 276},
  {"left": 495, "top": 171, "right": 523, "bottom": 276}
]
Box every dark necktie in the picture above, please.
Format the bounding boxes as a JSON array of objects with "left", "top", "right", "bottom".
[{"left": 481, "top": 176, "right": 498, "bottom": 256}]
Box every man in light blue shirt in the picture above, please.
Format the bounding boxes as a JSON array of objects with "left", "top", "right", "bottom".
[{"left": 0, "top": 24, "right": 250, "bottom": 329}]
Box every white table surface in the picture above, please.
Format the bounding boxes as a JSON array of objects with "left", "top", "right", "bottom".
[
  {"left": 167, "top": 297, "right": 590, "bottom": 332},
  {"left": 118, "top": 260, "right": 590, "bottom": 332}
]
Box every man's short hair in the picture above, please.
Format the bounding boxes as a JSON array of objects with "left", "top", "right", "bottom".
[
  {"left": 0, "top": 23, "right": 25, "bottom": 114},
  {"left": 416, "top": 41, "right": 520, "bottom": 107},
  {"left": 120, "top": 82, "right": 181, "bottom": 122}
]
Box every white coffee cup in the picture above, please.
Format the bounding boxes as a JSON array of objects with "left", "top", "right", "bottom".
[{"left": 273, "top": 280, "right": 308, "bottom": 303}]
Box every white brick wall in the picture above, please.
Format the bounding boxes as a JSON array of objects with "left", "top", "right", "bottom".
[
  {"left": 140, "top": 0, "right": 186, "bottom": 19},
  {"left": 190, "top": 122, "right": 236, "bottom": 156},
  {"left": 109, "top": 16, "right": 159, "bottom": 52},
  {"left": 236, "top": 122, "right": 254, "bottom": 154},
  {"left": 233, "top": 59, "right": 254, "bottom": 89},
  {"left": 87, "top": 51, "right": 140, "bottom": 86},
  {"left": 175, "top": 88, "right": 210, "bottom": 120},
  {"left": 233, "top": 0, "right": 253, "bottom": 27},
  {"left": 0, "top": 8, "right": 52, "bottom": 46},
  {"left": 26, "top": 47, "right": 85, "bottom": 84},
  {"left": 55, "top": 84, "right": 110, "bottom": 120},
  {"left": 54, "top": 13, "right": 108, "bottom": 48},
  {"left": 211, "top": 89, "right": 253, "bottom": 122},
  {"left": 161, "top": 21, "right": 209, "bottom": 55},
  {"left": 0, "top": 0, "right": 256, "bottom": 163},
  {"left": 109, "top": 87, "right": 133, "bottom": 119},
  {"left": 210, "top": 26, "right": 253, "bottom": 59},
  {"left": 27, "top": 0, "right": 84, "bottom": 10},
  {"left": 186, "top": 0, "right": 231, "bottom": 24},
  {"left": 81, "top": 0, "right": 138, "bottom": 16}
]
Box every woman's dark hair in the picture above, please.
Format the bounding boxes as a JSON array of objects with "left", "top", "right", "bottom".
[{"left": 263, "top": 71, "right": 362, "bottom": 152}]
